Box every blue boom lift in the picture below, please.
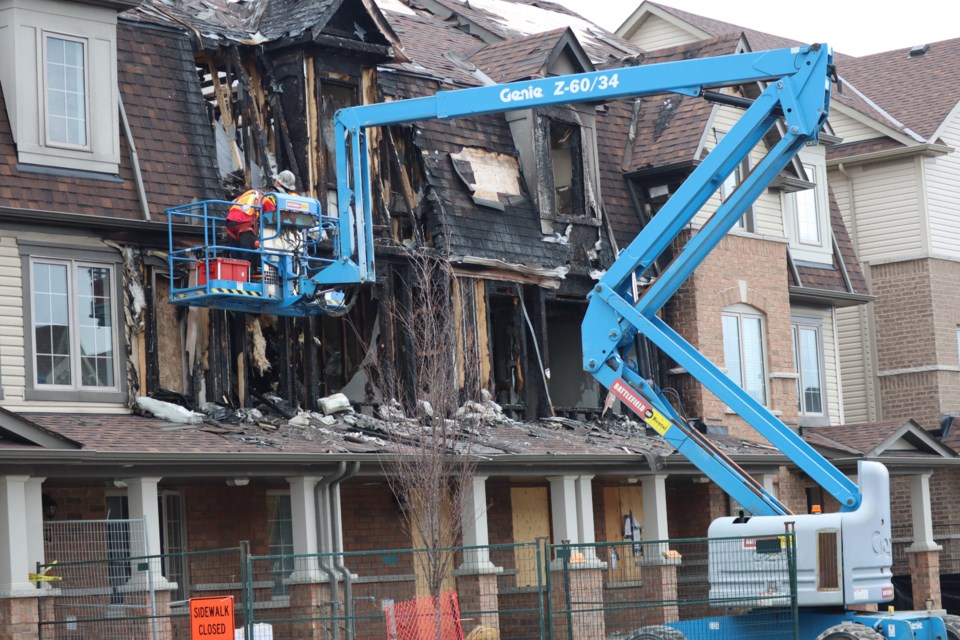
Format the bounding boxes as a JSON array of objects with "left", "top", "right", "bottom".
[{"left": 168, "top": 44, "right": 954, "bottom": 638}]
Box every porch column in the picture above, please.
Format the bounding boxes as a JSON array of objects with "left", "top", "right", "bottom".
[
  {"left": 0, "top": 475, "right": 34, "bottom": 596},
  {"left": 458, "top": 476, "right": 499, "bottom": 573},
  {"left": 125, "top": 477, "right": 170, "bottom": 588},
  {"left": 455, "top": 476, "right": 502, "bottom": 635},
  {"left": 640, "top": 474, "right": 678, "bottom": 624},
  {"left": 286, "top": 476, "right": 321, "bottom": 581},
  {"left": 548, "top": 476, "right": 605, "bottom": 640},
  {"left": 906, "top": 472, "right": 942, "bottom": 610},
  {"left": 25, "top": 478, "right": 46, "bottom": 579},
  {"left": 548, "top": 476, "right": 578, "bottom": 546},
  {"left": 574, "top": 475, "right": 599, "bottom": 562},
  {"left": 642, "top": 474, "right": 669, "bottom": 544}
]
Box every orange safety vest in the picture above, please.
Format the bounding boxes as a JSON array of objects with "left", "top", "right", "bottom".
[{"left": 225, "top": 190, "right": 263, "bottom": 239}]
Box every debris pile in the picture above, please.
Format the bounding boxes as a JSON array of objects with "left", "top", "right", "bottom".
[{"left": 134, "top": 391, "right": 775, "bottom": 462}]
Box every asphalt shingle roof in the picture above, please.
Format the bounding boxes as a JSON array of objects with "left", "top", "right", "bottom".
[
  {"left": 468, "top": 28, "right": 573, "bottom": 82},
  {"left": 383, "top": 12, "right": 487, "bottom": 87},
  {"left": 837, "top": 38, "right": 960, "bottom": 143}
]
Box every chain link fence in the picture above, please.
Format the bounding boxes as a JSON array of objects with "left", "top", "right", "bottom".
[
  {"left": 37, "top": 542, "right": 246, "bottom": 640},
  {"left": 550, "top": 535, "right": 797, "bottom": 640},
  {"left": 245, "top": 542, "right": 546, "bottom": 640},
  {"left": 35, "top": 535, "right": 797, "bottom": 640}
]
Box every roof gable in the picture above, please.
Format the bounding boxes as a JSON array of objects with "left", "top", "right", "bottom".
[
  {"left": 0, "top": 406, "right": 81, "bottom": 449},
  {"left": 805, "top": 419, "right": 956, "bottom": 459},
  {"left": 468, "top": 28, "right": 594, "bottom": 83}
]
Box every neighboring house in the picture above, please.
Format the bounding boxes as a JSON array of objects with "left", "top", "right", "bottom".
[
  {"left": 0, "top": 0, "right": 954, "bottom": 637},
  {"left": 616, "top": 0, "right": 960, "bottom": 611}
]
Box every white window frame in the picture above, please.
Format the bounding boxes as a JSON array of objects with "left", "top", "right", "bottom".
[
  {"left": 29, "top": 258, "right": 121, "bottom": 394},
  {"left": 792, "top": 317, "right": 828, "bottom": 426},
  {"left": 784, "top": 158, "right": 832, "bottom": 264},
  {"left": 716, "top": 128, "right": 754, "bottom": 232},
  {"left": 721, "top": 304, "right": 768, "bottom": 406},
  {"left": 42, "top": 31, "right": 91, "bottom": 151}
]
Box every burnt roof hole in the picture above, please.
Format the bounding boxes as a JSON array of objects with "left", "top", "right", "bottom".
[
  {"left": 909, "top": 44, "right": 930, "bottom": 57},
  {"left": 653, "top": 96, "right": 678, "bottom": 139}
]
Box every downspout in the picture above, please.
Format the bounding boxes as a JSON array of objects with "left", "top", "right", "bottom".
[
  {"left": 315, "top": 462, "right": 347, "bottom": 640},
  {"left": 330, "top": 461, "right": 361, "bottom": 640},
  {"left": 119, "top": 94, "right": 151, "bottom": 221}
]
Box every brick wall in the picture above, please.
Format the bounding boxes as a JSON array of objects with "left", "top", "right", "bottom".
[
  {"left": 664, "top": 231, "right": 799, "bottom": 442},
  {"left": 341, "top": 483, "right": 411, "bottom": 552},
  {"left": 180, "top": 482, "right": 278, "bottom": 554},
  {"left": 871, "top": 258, "right": 960, "bottom": 429},
  {"left": 666, "top": 479, "right": 726, "bottom": 539}
]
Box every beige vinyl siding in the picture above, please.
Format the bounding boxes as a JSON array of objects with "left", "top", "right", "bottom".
[
  {"left": 845, "top": 159, "right": 923, "bottom": 262},
  {"left": 0, "top": 236, "right": 25, "bottom": 399},
  {"left": 696, "top": 105, "right": 785, "bottom": 236},
  {"left": 793, "top": 306, "right": 841, "bottom": 425},
  {"left": 829, "top": 110, "right": 882, "bottom": 144},
  {"left": 625, "top": 15, "right": 701, "bottom": 51},
  {"left": 925, "top": 113, "right": 960, "bottom": 258},
  {"left": 835, "top": 304, "right": 876, "bottom": 423}
]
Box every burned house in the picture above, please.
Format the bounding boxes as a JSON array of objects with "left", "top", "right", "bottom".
[{"left": 0, "top": 0, "right": 956, "bottom": 637}]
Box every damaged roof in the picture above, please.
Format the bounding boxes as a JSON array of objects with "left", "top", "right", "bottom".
[
  {"left": 620, "top": 34, "right": 742, "bottom": 175},
  {"left": 415, "top": 0, "right": 640, "bottom": 64},
  {"left": 382, "top": 11, "right": 488, "bottom": 86},
  {"left": 128, "top": 0, "right": 397, "bottom": 48},
  {"left": 0, "top": 21, "right": 220, "bottom": 222},
  {"left": 1, "top": 395, "right": 791, "bottom": 478},
  {"left": 380, "top": 72, "right": 576, "bottom": 271}
]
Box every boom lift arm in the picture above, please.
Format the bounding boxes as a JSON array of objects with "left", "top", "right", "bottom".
[{"left": 334, "top": 43, "right": 857, "bottom": 516}]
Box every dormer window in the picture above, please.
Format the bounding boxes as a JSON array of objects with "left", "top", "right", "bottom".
[
  {"left": 0, "top": 2, "right": 121, "bottom": 174},
  {"left": 45, "top": 34, "right": 88, "bottom": 148},
  {"left": 783, "top": 150, "right": 832, "bottom": 264}
]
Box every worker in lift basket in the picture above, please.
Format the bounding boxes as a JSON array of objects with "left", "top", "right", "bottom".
[{"left": 224, "top": 170, "right": 298, "bottom": 271}]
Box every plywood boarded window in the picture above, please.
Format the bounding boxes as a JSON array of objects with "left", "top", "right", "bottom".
[
  {"left": 511, "top": 487, "right": 550, "bottom": 588},
  {"left": 603, "top": 486, "right": 644, "bottom": 583}
]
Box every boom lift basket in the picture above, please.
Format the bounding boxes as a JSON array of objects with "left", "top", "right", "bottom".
[{"left": 167, "top": 194, "right": 355, "bottom": 316}]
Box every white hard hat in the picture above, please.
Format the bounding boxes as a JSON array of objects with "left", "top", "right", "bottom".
[{"left": 274, "top": 170, "right": 296, "bottom": 191}]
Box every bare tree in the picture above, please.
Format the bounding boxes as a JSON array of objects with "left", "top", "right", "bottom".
[{"left": 378, "top": 249, "right": 481, "bottom": 598}]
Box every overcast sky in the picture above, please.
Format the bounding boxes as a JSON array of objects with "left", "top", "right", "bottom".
[{"left": 553, "top": 0, "right": 960, "bottom": 56}]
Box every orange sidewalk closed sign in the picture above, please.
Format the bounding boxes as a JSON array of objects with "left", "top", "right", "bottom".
[{"left": 190, "top": 595, "right": 235, "bottom": 640}]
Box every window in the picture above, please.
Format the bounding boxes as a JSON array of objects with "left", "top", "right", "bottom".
[
  {"left": 0, "top": 3, "right": 120, "bottom": 172},
  {"left": 45, "top": 35, "right": 88, "bottom": 148},
  {"left": 793, "top": 164, "right": 820, "bottom": 245},
  {"left": 267, "top": 493, "right": 294, "bottom": 596},
  {"left": 720, "top": 160, "right": 753, "bottom": 231},
  {"left": 31, "top": 260, "right": 117, "bottom": 389},
  {"left": 784, "top": 155, "right": 831, "bottom": 264},
  {"left": 715, "top": 129, "right": 753, "bottom": 231},
  {"left": 722, "top": 305, "right": 767, "bottom": 405},
  {"left": 546, "top": 119, "right": 585, "bottom": 217},
  {"left": 22, "top": 243, "right": 125, "bottom": 403},
  {"left": 792, "top": 320, "right": 826, "bottom": 422}
]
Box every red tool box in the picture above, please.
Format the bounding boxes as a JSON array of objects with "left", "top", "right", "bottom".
[{"left": 196, "top": 258, "right": 250, "bottom": 285}]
